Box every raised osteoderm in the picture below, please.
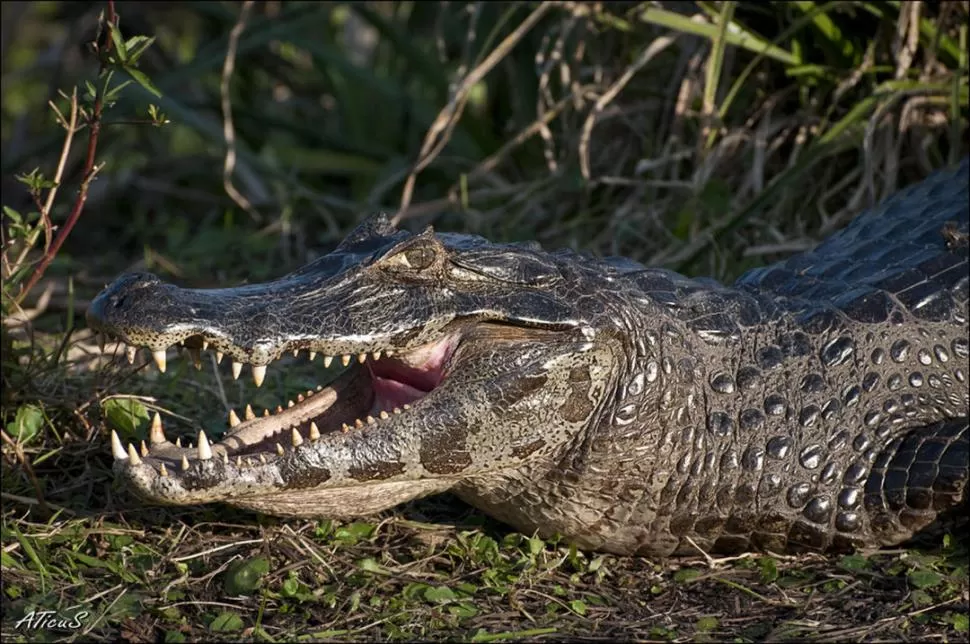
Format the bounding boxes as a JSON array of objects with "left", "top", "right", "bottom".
[{"left": 87, "top": 160, "right": 969, "bottom": 556}]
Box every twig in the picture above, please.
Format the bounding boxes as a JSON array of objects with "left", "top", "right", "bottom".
[
  {"left": 395, "top": 1, "right": 555, "bottom": 223},
  {"left": 16, "top": 2, "right": 118, "bottom": 306},
  {"left": 220, "top": 0, "right": 259, "bottom": 220}
]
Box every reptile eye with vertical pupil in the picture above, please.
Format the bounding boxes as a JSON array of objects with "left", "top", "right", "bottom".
[{"left": 383, "top": 245, "right": 436, "bottom": 271}]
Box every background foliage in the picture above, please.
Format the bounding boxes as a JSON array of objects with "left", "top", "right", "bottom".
[{"left": 2, "top": 1, "right": 967, "bottom": 641}]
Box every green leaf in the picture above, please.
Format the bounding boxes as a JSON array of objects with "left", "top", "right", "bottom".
[
  {"left": 223, "top": 557, "right": 270, "bottom": 595},
  {"left": 424, "top": 585, "right": 458, "bottom": 604},
  {"left": 696, "top": 616, "right": 719, "bottom": 632},
  {"left": 569, "top": 599, "right": 587, "bottom": 616},
  {"left": 124, "top": 66, "right": 162, "bottom": 98},
  {"left": 209, "top": 611, "right": 244, "bottom": 632},
  {"left": 108, "top": 23, "right": 128, "bottom": 63},
  {"left": 126, "top": 35, "right": 157, "bottom": 66},
  {"left": 758, "top": 556, "right": 779, "bottom": 583},
  {"left": 3, "top": 206, "right": 23, "bottom": 224},
  {"left": 907, "top": 569, "right": 942, "bottom": 589},
  {"left": 102, "top": 398, "right": 149, "bottom": 436},
  {"left": 6, "top": 404, "right": 45, "bottom": 441},
  {"left": 674, "top": 568, "right": 702, "bottom": 583},
  {"left": 839, "top": 554, "right": 871, "bottom": 571}
]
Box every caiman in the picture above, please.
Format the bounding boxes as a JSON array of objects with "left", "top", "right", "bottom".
[{"left": 87, "top": 159, "right": 969, "bottom": 556}]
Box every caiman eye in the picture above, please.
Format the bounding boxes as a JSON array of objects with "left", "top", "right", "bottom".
[{"left": 383, "top": 245, "right": 436, "bottom": 271}]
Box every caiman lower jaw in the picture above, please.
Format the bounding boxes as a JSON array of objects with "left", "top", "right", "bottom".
[{"left": 108, "top": 331, "right": 461, "bottom": 488}]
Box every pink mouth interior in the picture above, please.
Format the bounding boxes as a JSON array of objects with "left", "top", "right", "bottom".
[{"left": 367, "top": 335, "right": 457, "bottom": 412}]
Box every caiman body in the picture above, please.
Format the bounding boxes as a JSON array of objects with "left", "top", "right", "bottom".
[{"left": 88, "top": 159, "right": 969, "bottom": 556}]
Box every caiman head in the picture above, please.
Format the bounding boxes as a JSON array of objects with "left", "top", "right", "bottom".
[{"left": 87, "top": 215, "right": 621, "bottom": 517}]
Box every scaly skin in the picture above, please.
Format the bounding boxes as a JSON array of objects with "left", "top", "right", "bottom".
[{"left": 87, "top": 159, "right": 969, "bottom": 556}]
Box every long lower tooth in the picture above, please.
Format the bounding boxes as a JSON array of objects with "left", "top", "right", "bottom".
[
  {"left": 291, "top": 428, "right": 303, "bottom": 447},
  {"left": 341, "top": 354, "right": 351, "bottom": 367},
  {"left": 228, "top": 409, "right": 241, "bottom": 427},
  {"left": 245, "top": 404, "right": 255, "bottom": 420},
  {"left": 181, "top": 455, "right": 190, "bottom": 471},
  {"left": 175, "top": 437, "right": 182, "bottom": 448},
  {"left": 127, "top": 443, "right": 142, "bottom": 465},
  {"left": 252, "top": 365, "right": 267, "bottom": 387},
  {"left": 152, "top": 349, "right": 167, "bottom": 372},
  {"left": 198, "top": 432, "right": 213, "bottom": 460},
  {"left": 159, "top": 463, "right": 168, "bottom": 477},
  {"left": 276, "top": 443, "right": 284, "bottom": 456},
  {"left": 323, "top": 356, "right": 333, "bottom": 368},
  {"left": 231, "top": 361, "right": 243, "bottom": 379},
  {"left": 126, "top": 345, "right": 137, "bottom": 364},
  {"left": 309, "top": 422, "right": 321, "bottom": 440},
  {"left": 111, "top": 430, "right": 127, "bottom": 460},
  {"left": 140, "top": 440, "right": 149, "bottom": 457},
  {"left": 150, "top": 412, "right": 166, "bottom": 444}
]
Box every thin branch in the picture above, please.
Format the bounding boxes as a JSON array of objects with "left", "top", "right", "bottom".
[
  {"left": 16, "top": 2, "right": 118, "bottom": 305},
  {"left": 220, "top": 0, "right": 259, "bottom": 220}
]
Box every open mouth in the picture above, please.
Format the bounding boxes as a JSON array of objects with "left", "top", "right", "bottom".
[{"left": 107, "top": 331, "right": 461, "bottom": 475}]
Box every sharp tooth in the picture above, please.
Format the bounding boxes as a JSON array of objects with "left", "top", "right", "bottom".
[
  {"left": 385, "top": 349, "right": 395, "bottom": 357},
  {"left": 181, "top": 455, "right": 190, "bottom": 471},
  {"left": 287, "top": 400, "right": 295, "bottom": 408},
  {"left": 276, "top": 405, "right": 283, "bottom": 414},
  {"left": 231, "top": 361, "right": 243, "bottom": 379},
  {"left": 126, "top": 345, "right": 137, "bottom": 364},
  {"left": 159, "top": 463, "right": 168, "bottom": 477},
  {"left": 309, "top": 422, "right": 321, "bottom": 440},
  {"left": 393, "top": 407, "right": 402, "bottom": 414},
  {"left": 293, "top": 349, "right": 300, "bottom": 358},
  {"left": 341, "top": 354, "right": 351, "bottom": 366},
  {"left": 341, "top": 423, "right": 350, "bottom": 433},
  {"left": 189, "top": 348, "right": 202, "bottom": 370},
  {"left": 354, "top": 418, "right": 364, "bottom": 429},
  {"left": 309, "top": 352, "right": 317, "bottom": 361},
  {"left": 291, "top": 428, "right": 303, "bottom": 447},
  {"left": 152, "top": 349, "right": 167, "bottom": 372},
  {"left": 252, "top": 364, "right": 267, "bottom": 387},
  {"left": 198, "top": 432, "right": 212, "bottom": 460},
  {"left": 111, "top": 430, "right": 127, "bottom": 460},
  {"left": 222, "top": 452, "right": 229, "bottom": 465},
  {"left": 245, "top": 404, "right": 255, "bottom": 420},
  {"left": 259, "top": 454, "right": 267, "bottom": 464},
  {"left": 140, "top": 440, "right": 149, "bottom": 457},
  {"left": 263, "top": 409, "right": 270, "bottom": 417},
  {"left": 97, "top": 332, "right": 106, "bottom": 352},
  {"left": 202, "top": 340, "right": 209, "bottom": 351},
  {"left": 403, "top": 404, "right": 411, "bottom": 410},
  {"left": 366, "top": 415, "right": 376, "bottom": 424},
  {"left": 316, "top": 385, "right": 323, "bottom": 391},
  {"left": 305, "top": 389, "right": 314, "bottom": 397},
  {"left": 127, "top": 443, "right": 142, "bottom": 465},
  {"left": 372, "top": 351, "right": 382, "bottom": 360},
  {"left": 297, "top": 394, "right": 305, "bottom": 402},
  {"left": 357, "top": 352, "right": 367, "bottom": 364},
  {"left": 236, "top": 456, "right": 243, "bottom": 468},
  {"left": 150, "top": 412, "right": 166, "bottom": 444},
  {"left": 380, "top": 410, "right": 389, "bottom": 420},
  {"left": 174, "top": 437, "right": 182, "bottom": 448},
  {"left": 228, "top": 409, "right": 241, "bottom": 427},
  {"left": 216, "top": 351, "right": 224, "bottom": 364},
  {"left": 275, "top": 443, "right": 284, "bottom": 456},
  {"left": 324, "top": 356, "right": 333, "bottom": 368}
]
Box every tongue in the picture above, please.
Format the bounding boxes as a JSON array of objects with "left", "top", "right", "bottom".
[{"left": 371, "top": 376, "right": 427, "bottom": 411}]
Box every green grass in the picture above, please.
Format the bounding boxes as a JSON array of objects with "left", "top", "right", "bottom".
[{"left": 2, "top": 1, "right": 968, "bottom": 641}]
